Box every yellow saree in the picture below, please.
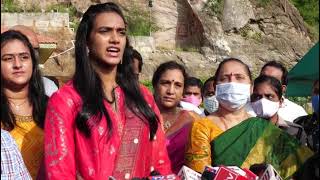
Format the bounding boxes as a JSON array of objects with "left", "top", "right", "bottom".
[{"left": 8, "top": 115, "right": 44, "bottom": 179}]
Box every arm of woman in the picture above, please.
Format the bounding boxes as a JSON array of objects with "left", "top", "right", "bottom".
[
  {"left": 44, "top": 89, "right": 78, "bottom": 179},
  {"left": 185, "top": 119, "right": 213, "bottom": 173}
]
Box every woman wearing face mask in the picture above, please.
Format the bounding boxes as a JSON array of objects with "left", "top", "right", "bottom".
[
  {"left": 152, "top": 61, "right": 200, "bottom": 174},
  {"left": 251, "top": 75, "right": 307, "bottom": 144},
  {"left": 202, "top": 76, "right": 219, "bottom": 115},
  {"left": 185, "top": 58, "right": 313, "bottom": 179}
]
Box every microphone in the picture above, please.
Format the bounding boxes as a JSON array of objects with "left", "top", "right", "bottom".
[
  {"left": 259, "top": 164, "right": 282, "bottom": 180},
  {"left": 201, "top": 166, "right": 258, "bottom": 180},
  {"left": 177, "top": 166, "right": 202, "bottom": 180},
  {"left": 149, "top": 174, "right": 179, "bottom": 180},
  {"left": 201, "top": 166, "right": 219, "bottom": 180}
]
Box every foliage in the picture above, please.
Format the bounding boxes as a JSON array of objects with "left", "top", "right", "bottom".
[
  {"left": 256, "top": 0, "right": 272, "bottom": 7},
  {"left": 46, "top": 3, "right": 80, "bottom": 31},
  {"left": 141, "top": 80, "right": 154, "bottom": 92},
  {"left": 287, "top": 96, "right": 312, "bottom": 114},
  {"left": 239, "top": 25, "right": 262, "bottom": 43},
  {"left": 176, "top": 47, "right": 200, "bottom": 52},
  {"left": 204, "top": 0, "right": 224, "bottom": 18},
  {"left": 125, "top": 5, "right": 159, "bottom": 36},
  {"left": 290, "top": 0, "right": 319, "bottom": 41},
  {"left": 2, "top": 0, "right": 24, "bottom": 12},
  {"left": 2, "top": 0, "right": 42, "bottom": 12}
]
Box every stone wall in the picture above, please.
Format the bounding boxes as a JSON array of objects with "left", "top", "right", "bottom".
[
  {"left": 1, "top": 13, "right": 69, "bottom": 31},
  {"left": 153, "top": 0, "right": 204, "bottom": 49}
]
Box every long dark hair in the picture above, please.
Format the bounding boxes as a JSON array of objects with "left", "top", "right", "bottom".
[
  {"left": 1, "top": 30, "right": 48, "bottom": 130},
  {"left": 74, "top": 2, "right": 159, "bottom": 140}
]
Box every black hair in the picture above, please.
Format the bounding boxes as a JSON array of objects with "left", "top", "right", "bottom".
[
  {"left": 184, "top": 76, "right": 203, "bottom": 92},
  {"left": 313, "top": 79, "right": 319, "bottom": 95},
  {"left": 214, "top": 57, "right": 252, "bottom": 83},
  {"left": 132, "top": 48, "right": 143, "bottom": 72},
  {"left": 261, "top": 60, "right": 288, "bottom": 85},
  {"left": 1, "top": 30, "right": 48, "bottom": 130},
  {"left": 253, "top": 75, "right": 283, "bottom": 99},
  {"left": 74, "top": 2, "right": 159, "bottom": 140},
  {"left": 202, "top": 76, "right": 215, "bottom": 95},
  {"left": 152, "top": 61, "right": 188, "bottom": 88}
]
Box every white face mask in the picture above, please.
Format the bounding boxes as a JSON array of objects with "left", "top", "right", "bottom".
[
  {"left": 204, "top": 95, "right": 219, "bottom": 114},
  {"left": 251, "top": 98, "right": 280, "bottom": 119},
  {"left": 216, "top": 82, "right": 251, "bottom": 111}
]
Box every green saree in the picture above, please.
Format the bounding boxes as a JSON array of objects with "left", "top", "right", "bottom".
[{"left": 211, "top": 117, "right": 313, "bottom": 179}]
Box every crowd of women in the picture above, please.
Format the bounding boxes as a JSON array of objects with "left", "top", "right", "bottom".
[{"left": 1, "top": 2, "right": 319, "bottom": 180}]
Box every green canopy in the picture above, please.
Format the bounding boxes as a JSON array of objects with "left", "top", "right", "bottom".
[{"left": 286, "top": 42, "right": 319, "bottom": 97}]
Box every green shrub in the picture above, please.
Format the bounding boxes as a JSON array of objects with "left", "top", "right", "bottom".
[
  {"left": 239, "top": 25, "right": 262, "bottom": 42},
  {"left": 256, "top": 0, "right": 272, "bottom": 7},
  {"left": 290, "top": 0, "right": 319, "bottom": 41},
  {"left": 287, "top": 96, "right": 312, "bottom": 114},
  {"left": 2, "top": 0, "right": 23, "bottom": 12},
  {"left": 141, "top": 80, "right": 154, "bottom": 92},
  {"left": 125, "top": 6, "right": 159, "bottom": 36},
  {"left": 204, "top": 0, "right": 224, "bottom": 18}
]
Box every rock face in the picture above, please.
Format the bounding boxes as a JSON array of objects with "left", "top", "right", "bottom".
[
  {"left": 8, "top": 0, "right": 314, "bottom": 81},
  {"left": 222, "top": 0, "right": 255, "bottom": 31}
]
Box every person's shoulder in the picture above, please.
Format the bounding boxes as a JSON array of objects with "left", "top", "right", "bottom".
[
  {"left": 284, "top": 98, "right": 305, "bottom": 110},
  {"left": 194, "top": 116, "right": 221, "bottom": 130},
  {"left": 49, "top": 80, "right": 81, "bottom": 106},
  {"left": 1, "top": 130, "right": 15, "bottom": 148},
  {"left": 139, "top": 84, "right": 152, "bottom": 96},
  {"left": 285, "top": 120, "right": 304, "bottom": 129}
]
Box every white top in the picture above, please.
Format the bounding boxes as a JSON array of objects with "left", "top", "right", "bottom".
[
  {"left": 42, "top": 77, "right": 58, "bottom": 97},
  {"left": 179, "top": 101, "right": 205, "bottom": 116},
  {"left": 245, "top": 103, "right": 257, "bottom": 117},
  {"left": 278, "top": 98, "right": 308, "bottom": 122}
]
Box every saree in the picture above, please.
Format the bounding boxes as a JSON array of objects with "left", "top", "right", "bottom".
[
  {"left": 211, "top": 117, "right": 314, "bottom": 179},
  {"left": 7, "top": 115, "right": 44, "bottom": 179},
  {"left": 44, "top": 82, "right": 171, "bottom": 180},
  {"left": 165, "top": 111, "right": 199, "bottom": 174},
  {"left": 185, "top": 118, "right": 224, "bottom": 173}
]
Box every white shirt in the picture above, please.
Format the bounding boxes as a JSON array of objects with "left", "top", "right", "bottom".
[
  {"left": 42, "top": 77, "right": 58, "bottom": 97},
  {"left": 245, "top": 103, "right": 257, "bottom": 117},
  {"left": 278, "top": 98, "right": 308, "bottom": 122},
  {"left": 179, "top": 101, "right": 205, "bottom": 116}
]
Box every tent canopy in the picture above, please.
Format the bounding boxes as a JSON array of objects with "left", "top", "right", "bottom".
[{"left": 286, "top": 42, "right": 319, "bottom": 97}]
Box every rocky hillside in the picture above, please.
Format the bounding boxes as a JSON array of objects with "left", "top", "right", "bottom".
[{"left": 4, "top": 0, "right": 317, "bottom": 81}]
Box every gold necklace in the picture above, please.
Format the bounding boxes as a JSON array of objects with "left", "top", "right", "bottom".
[
  {"left": 164, "top": 120, "right": 172, "bottom": 131},
  {"left": 9, "top": 99, "right": 28, "bottom": 111}
]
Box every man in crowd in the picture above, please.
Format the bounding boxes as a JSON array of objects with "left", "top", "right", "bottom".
[
  {"left": 202, "top": 76, "right": 219, "bottom": 115},
  {"left": 180, "top": 77, "right": 204, "bottom": 115},
  {"left": 131, "top": 48, "right": 143, "bottom": 80}
]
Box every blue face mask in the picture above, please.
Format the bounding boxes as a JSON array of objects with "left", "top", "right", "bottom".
[{"left": 312, "top": 95, "right": 319, "bottom": 114}]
